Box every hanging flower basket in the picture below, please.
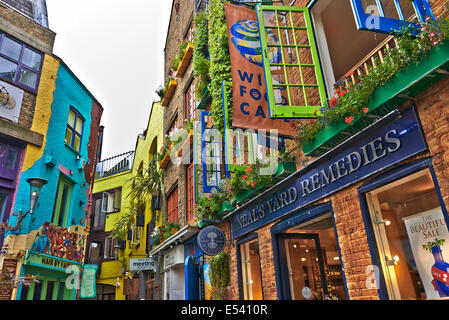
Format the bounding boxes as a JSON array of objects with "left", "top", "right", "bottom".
[{"left": 159, "top": 152, "right": 170, "bottom": 169}]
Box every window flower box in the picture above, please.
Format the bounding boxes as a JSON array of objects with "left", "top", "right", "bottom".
[
  {"left": 158, "top": 152, "right": 170, "bottom": 169},
  {"left": 176, "top": 42, "right": 194, "bottom": 77},
  {"left": 161, "top": 79, "right": 177, "bottom": 107},
  {"left": 177, "top": 129, "right": 194, "bottom": 157},
  {"left": 303, "top": 40, "right": 449, "bottom": 157}
]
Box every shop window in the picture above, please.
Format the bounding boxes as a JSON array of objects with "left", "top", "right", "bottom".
[
  {"left": 45, "top": 281, "right": 55, "bottom": 300},
  {"left": 167, "top": 187, "right": 179, "bottom": 224},
  {"left": 65, "top": 108, "right": 84, "bottom": 153},
  {"left": 238, "top": 237, "right": 263, "bottom": 300},
  {"left": 275, "top": 212, "right": 347, "bottom": 300},
  {"left": 364, "top": 168, "right": 449, "bottom": 300},
  {"left": 95, "top": 284, "right": 116, "bottom": 300},
  {"left": 187, "top": 163, "right": 195, "bottom": 223},
  {"left": 51, "top": 177, "right": 72, "bottom": 228},
  {"left": 0, "top": 32, "right": 43, "bottom": 91},
  {"left": 350, "top": 0, "right": 432, "bottom": 34},
  {"left": 32, "top": 282, "right": 43, "bottom": 300}
]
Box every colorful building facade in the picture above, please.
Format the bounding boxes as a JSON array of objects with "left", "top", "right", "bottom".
[
  {"left": 85, "top": 101, "right": 163, "bottom": 300},
  {"left": 151, "top": 0, "right": 449, "bottom": 301}
]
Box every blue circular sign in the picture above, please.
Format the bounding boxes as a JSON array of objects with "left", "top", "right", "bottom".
[{"left": 197, "top": 226, "right": 226, "bottom": 256}]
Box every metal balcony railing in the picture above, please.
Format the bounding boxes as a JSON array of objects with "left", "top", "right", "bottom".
[{"left": 95, "top": 151, "right": 135, "bottom": 180}]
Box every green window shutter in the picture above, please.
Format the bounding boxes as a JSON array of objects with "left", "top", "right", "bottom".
[{"left": 256, "top": 5, "right": 327, "bottom": 118}]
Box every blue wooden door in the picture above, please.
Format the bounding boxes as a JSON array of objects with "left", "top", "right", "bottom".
[{"left": 185, "top": 256, "right": 200, "bottom": 300}]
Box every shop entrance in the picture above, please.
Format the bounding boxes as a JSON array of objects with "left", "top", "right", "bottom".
[
  {"left": 364, "top": 167, "right": 449, "bottom": 300},
  {"left": 276, "top": 212, "right": 347, "bottom": 300}
]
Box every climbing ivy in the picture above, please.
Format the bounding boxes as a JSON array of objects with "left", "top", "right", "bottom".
[
  {"left": 193, "top": 10, "right": 210, "bottom": 100},
  {"left": 208, "top": 0, "right": 232, "bottom": 132},
  {"left": 209, "top": 251, "right": 231, "bottom": 300}
]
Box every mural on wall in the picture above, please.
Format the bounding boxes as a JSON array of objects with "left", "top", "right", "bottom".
[{"left": 0, "top": 80, "right": 24, "bottom": 123}]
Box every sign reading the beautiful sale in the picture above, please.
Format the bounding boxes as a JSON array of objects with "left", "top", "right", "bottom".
[
  {"left": 404, "top": 208, "right": 449, "bottom": 299},
  {"left": 224, "top": 3, "right": 296, "bottom": 137}
]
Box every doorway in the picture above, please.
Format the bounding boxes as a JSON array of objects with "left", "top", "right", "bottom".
[{"left": 273, "top": 206, "right": 347, "bottom": 300}]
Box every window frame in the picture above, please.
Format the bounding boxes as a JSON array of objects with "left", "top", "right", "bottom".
[
  {"left": 349, "top": 0, "right": 433, "bottom": 34},
  {"left": 167, "top": 186, "right": 179, "bottom": 224},
  {"left": 185, "top": 78, "right": 196, "bottom": 122},
  {"left": 201, "top": 111, "right": 223, "bottom": 193},
  {"left": 65, "top": 107, "right": 85, "bottom": 153},
  {"left": 51, "top": 176, "right": 72, "bottom": 228},
  {"left": 186, "top": 162, "right": 196, "bottom": 223},
  {"left": 0, "top": 32, "right": 44, "bottom": 92}
]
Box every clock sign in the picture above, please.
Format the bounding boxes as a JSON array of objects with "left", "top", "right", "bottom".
[{"left": 197, "top": 226, "right": 226, "bottom": 256}]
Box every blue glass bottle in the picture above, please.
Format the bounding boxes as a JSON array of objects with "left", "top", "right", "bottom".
[{"left": 431, "top": 246, "right": 449, "bottom": 298}]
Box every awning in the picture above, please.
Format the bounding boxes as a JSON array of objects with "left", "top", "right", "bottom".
[{"left": 149, "top": 225, "right": 199, "bottom": 256}]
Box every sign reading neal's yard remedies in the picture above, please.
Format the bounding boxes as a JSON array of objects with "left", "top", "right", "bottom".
[
  {"left": 232, "top": 106, "right": 427, "bottom": 239},
  {"left": 197, "top": 226, "right": 226, "bottom": 256}
]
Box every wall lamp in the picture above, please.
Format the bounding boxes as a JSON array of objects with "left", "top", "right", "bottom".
[{"left": 13, "top": 178, "right": 47, "bottom": 230}]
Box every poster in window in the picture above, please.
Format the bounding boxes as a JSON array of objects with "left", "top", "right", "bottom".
[
  {"left": 224, "top": 3, "right": 296, "bottom": 137},
  {"left": 0, "top": 80, "right": 24, "bottom": 123},
  {"left": 404, "top": 208, "right": 449, "bottom": 299},
  {"left": 204, "top": 264, "right": 212, "bottom": 300}
]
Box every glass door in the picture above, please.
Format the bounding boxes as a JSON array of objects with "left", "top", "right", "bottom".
[{"left": 279, "top": 233, "right": 328, "bottom": 300}]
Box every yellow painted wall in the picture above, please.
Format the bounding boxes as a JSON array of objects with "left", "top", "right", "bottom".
[
  {"left": 22, "top": 54, "right": 59, "bottom": 171},
  {"left": 91, "top": 102, "right": 164, "bottom": 300}
]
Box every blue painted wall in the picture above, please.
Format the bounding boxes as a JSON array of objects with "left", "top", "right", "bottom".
[{"left": 9, "top": 62, "right": 94, "bottom": 234}]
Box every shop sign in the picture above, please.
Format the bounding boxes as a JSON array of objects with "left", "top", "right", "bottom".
[
  {"left": 80, "top": 264, "right": 98, "bottom": 299},
  {"left": 164, "top": 245, "right": 184, "bottom": 270},
  {"left": 224, "top": 2, "right": 296, "bottom": 137},
  {"left": 197, "top": 226, "right": 226, "bottom": 256},
  {"left": 129, "top": 258, "right": 156, "bottom": 271},
  {"left": 404, "top": 208, "right": 449, "bottom": 299},
  {"left": 232, "top": 105, "right": 427, "bottom": 239},
  {"left": 26, "top": 252, "right": 76, "bottom": 271},
  {"left": 0, "top": 259, "right": 17, "bottom": 300}
]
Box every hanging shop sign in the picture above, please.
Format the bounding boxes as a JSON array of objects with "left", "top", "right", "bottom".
[
  {"left": 197, "top": 226, "right": 226, "bottom": 256},
  {"left": 404, "top": 208, "right": 449, "bottom": 299},
  {"left": 224, "top": 2, "right": 296, "bottom": 137},
  {"left": 0, "top": 80, "right": 24, "bottom": 123},
  {"left": 80, "top": 264, "right": 98, "bottom": 299},
  {"left": 232, "top": 105, "right": 427, "bottom": 239},
  {"left": 129, "top": 257, "right": 156, "bottom": 271},
  {"left": 0, "top": 259, "right": 18, "bottom": 300}
]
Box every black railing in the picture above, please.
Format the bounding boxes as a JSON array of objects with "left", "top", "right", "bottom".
[{"left": 95, "top": 151, "right": 135, "bottom": 180}]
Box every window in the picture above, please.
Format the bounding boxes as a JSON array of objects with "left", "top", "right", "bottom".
[
  {"left": 0, "top": 141, "right": 22, "bottom": 181},
  {"left": 167, "top": 187, "right": 178, "bottom": 224},
  {"left": 93, "top": 188, "right": 121, "bottom": 229},
  {"left": 51, "top": 177, "right": 72, "bottom": 227},
  {"left": 104, "top": 237, "right": 118, "bottom": 259},
  {"left": 65, "top": 108, "right": 84, "bottom": 152},
  {"left": 185, "top": 79, "right": 196, "bottom": 122},
  {"left": 88, "top": 242, "right": 102, "bottom": 261},
  {"left": 185, "top": 22, "right": 194, "bottom": 43},
  {"left": 201, "top": 111, "right": 224, "bottom": 193},
  {"left": 257, "top": 5, "right": 327, "bottom": 118},
  {"left": 350, "top": 0, "right": 433, "bottom": 34},
  {"left": 239, "top": 237, "right": 263, "bottom": 300},
  {"left": 187, "top": 163, "right": 195, "bottom": 223},
  {"left": 0, "top": 33, "right": 43, "bottom": 91},
  {"left": 364, "top": 168, "right": 449, "bottom": 300}
]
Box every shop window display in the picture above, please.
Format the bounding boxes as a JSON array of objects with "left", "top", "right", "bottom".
[{"left": 365, "top": 168, "right": 449, "bottom": 300}]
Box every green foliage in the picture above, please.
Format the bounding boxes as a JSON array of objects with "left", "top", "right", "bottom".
[
  {"left": 109, "top": 205, "right": 137, "bottom": 240},
  {"left": 128, "top": 160, "right": 164, "bottom": 204},
  {"left": 296, "top": 16, "right": 449, "bottom": 146},
  {"left": 208, "top": 0, "right": 232, "bottom": 132},
  {"left": 423, "top": 238, "right": 446, "bottom": 252},
  {"left": 150, "top": 222, "right": 181, "bottom": 247},
  {"left": 171, "top": 40, "right": 190, "bottom": 72},
  {"left": 156, "top": 77, "right": 175, "bottom": 100},
  {"left": 209, "top": 252, "right": 231, "bottom": 300},
  {"left": 194, "top": 10, "right": 210, "bottom": 99},
  {"left": 195, "top": 188, "right": 230, "bottom": 221}
]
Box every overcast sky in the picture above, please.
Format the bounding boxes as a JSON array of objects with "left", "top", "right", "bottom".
[{"left": 46, "top": 0, "right": 172, "bottom": 160}]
